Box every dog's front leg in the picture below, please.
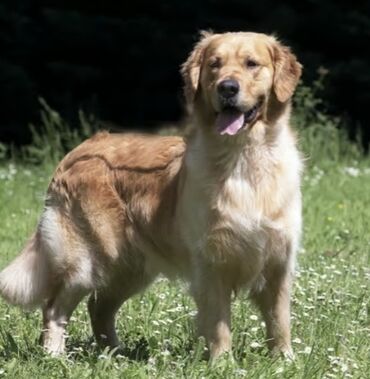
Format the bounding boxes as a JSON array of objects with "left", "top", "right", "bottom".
[
  {"left": 192, "top": 268, "right": 232, "bottom": 360},
  {"left": 251, "top": 265, "right": 294, "bottom": 358}
]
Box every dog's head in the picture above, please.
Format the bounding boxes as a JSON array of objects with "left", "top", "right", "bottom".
[{"left": 181, "top": 32, "right": 302, "bottom": 136}]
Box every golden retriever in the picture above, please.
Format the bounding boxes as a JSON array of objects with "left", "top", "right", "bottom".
[{"left": 0, "top": 31, "right": 302, "bottom": 359}]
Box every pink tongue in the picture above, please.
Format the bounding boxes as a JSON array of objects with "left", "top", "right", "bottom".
[{"left": 215, "top": 112, "right": 245, "bottom": 135}]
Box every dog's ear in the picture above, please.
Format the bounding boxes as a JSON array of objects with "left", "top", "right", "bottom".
[
  {"left": 180, "top": 31, "right": 214, "bottom": 109},
  {"left": 272, "top": 41, "right": 302, "bottom": 103}
]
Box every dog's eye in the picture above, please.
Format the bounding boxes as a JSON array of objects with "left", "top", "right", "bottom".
[
  {"left": 209, "top": 57, "right": 221, "bottom": 69},
  {"left": 245, "top": 59, "right": 259, "bottom": 69}
]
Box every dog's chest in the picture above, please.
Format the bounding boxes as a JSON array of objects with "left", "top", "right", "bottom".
[
  {"left": 178, "top": 134, "right": 297, "bottom": 262},
  {"left": 181, "top": 166, "right": 282, "bottom": 255},
  {"left": 211, "top": 173, "right": 273, "bottom": 240}
]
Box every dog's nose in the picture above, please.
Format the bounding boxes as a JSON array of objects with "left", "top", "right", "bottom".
[{"left": 217, "top": 79, "right": 240, "bottom": 99}]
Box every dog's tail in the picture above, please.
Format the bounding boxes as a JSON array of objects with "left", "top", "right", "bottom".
[{"left": 0, "top": 232, "right": 50, "bottom": 309}]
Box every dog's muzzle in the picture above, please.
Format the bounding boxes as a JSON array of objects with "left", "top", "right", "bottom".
[{"left": 217, "top": 79, "right": 240, "bottom": 107}]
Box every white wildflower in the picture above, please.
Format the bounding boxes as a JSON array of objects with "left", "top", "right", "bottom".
[
  {"left": 275, "top": 367, "right": 284, "bottom": 374},
  {"left": 234, "top": 369, "right": 248, "bottom": 377},
  {"left": 343, "top": 167, "right": 360, "bottom": 177},
  {"left": 250, "top": 341, "right": 261, "bottom": 348}
]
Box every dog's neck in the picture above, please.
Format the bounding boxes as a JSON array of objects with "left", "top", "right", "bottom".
[{"left": 185, "top": 100, "right": 293, "bottom": 182}]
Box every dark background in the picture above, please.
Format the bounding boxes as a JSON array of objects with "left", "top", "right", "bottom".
[{"left": 0, "top": 0, "right": 369, "bottom": 145}]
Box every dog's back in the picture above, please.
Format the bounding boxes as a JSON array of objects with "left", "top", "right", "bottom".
[{"left": 0, "top": 132, "right": 186, "bottom": 307}]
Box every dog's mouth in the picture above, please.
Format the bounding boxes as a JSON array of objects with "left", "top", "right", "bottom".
[{"left": 215, "top": 101, "right": 262, "bottom": 136}]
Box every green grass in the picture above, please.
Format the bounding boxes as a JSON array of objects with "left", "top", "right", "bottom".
[{"left": 0, "top": 156, "right": 369, "bottom": 378}]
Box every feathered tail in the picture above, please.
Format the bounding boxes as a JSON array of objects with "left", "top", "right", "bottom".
[{"left": 0, "top": 233, "right": 50, "bottom": 309}]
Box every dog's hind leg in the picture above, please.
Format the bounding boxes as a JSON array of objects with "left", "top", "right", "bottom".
[
  {"left": 41, "top": 285, "right": 88, "bottom": 356},
  {"left": 87, "top": 289, "right": 125, "bottom": 349},
  {"left": 88, "top": 270, "right": 154, "bottom": 349}
]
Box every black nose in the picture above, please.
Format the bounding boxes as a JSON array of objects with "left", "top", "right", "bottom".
[{"left": 217, "top": 79, "right": 240, "bottom": 99}]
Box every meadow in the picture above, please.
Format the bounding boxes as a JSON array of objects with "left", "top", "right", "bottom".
[{"left": 0, "top": 85, "right": 369, "bottom": 378}]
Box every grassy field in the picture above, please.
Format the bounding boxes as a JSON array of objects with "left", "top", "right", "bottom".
[
  {"left": 0, "top": 151, "right": 369, "bottom": 378},
  {"left": 0, "top": 91, "right": 369, "bottom": 378}
]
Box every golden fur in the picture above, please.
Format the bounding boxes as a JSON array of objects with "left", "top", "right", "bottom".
[{"left": 0, "top": 31, "right": 302, "bottom": 359}]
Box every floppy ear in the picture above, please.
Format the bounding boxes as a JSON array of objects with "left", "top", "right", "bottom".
[
  {"left": 272, "top": 42, "right": 302, "bottom": 103},
  {"left": 180, "top": 31, "right": 214, "bottom": 108}
]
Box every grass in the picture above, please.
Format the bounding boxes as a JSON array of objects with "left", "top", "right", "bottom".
[{"left": 0, "top": 154, "right": 369, "bottom": 378}]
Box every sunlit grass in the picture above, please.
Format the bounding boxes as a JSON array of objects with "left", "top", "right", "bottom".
[{"left": 0, "top": 157, "right": 369, "bottom": 378}]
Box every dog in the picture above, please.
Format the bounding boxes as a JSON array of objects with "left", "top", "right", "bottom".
[{"left": 0, "top": 31, "right": 302, "bottom": 359}]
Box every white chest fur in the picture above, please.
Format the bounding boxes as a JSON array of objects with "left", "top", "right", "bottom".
[{"left": 178, "top": 127, "right": 302, "bottom": 284}]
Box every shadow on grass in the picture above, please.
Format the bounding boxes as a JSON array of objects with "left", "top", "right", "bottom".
[
  {"left": 0, "top": 331, "right": 150, "bottom": 363},
  {"left": 0, "top": 326, "right": 201, "bottom": 364},
  {"left": 66, "top": 335, "right": 151, "bottom": 362}
]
